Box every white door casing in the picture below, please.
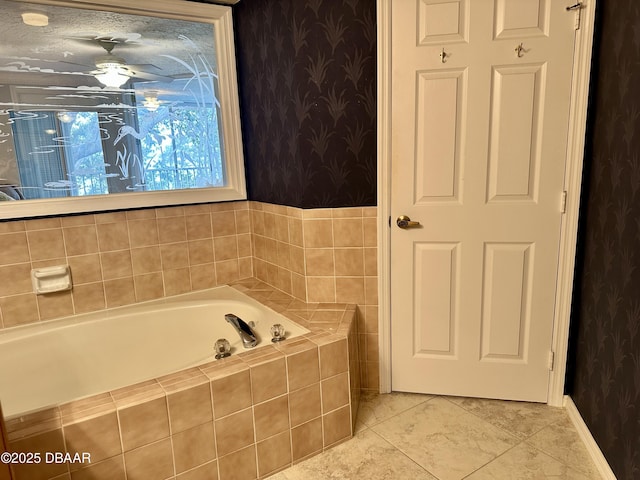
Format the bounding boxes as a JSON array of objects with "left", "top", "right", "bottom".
[{"left": 379, "top": 0, "right": 597, "bottom": 403}]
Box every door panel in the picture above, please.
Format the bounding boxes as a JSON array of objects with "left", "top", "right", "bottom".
[
  {"left": 414, "top": 242, "right": 459, "bottom": 356},
  {"left": 494, "top": 0, "right": 550, "bottom": 39},
  {"left": 415, "top": 70, "right": 466, "bottom": 202},
  {"left": 391, "top": 0, "right": 576, "bottom": 401}
]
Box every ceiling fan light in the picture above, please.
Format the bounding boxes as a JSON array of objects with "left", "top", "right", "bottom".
[{"left": 95, "top": 68, "right": 129, "bottom": 88}]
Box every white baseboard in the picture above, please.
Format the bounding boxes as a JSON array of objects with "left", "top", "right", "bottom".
[{"left": 564, "top": 396, "right": 617, "bottom": 479}]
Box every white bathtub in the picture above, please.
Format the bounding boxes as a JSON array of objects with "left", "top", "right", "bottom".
[{"left": 0, "top": 286, "right": 309, "bottom": 418}]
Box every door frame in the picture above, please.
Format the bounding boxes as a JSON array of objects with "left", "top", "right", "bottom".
[{"left": 377, "top": 0, "right": 597, "bottom": 406}]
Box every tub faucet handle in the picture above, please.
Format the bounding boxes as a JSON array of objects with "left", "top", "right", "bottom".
[{"left": 214, "top": 338, "right": 231, "bottom": 359}]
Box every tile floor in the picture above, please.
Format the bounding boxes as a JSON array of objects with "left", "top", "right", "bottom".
[{"left": 268, "top": 392, "right": 602, "bottom": 480}]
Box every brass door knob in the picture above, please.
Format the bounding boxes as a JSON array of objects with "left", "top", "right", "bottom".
[{"left": 397, "top": 215, "right": 421, "bottom": 229}]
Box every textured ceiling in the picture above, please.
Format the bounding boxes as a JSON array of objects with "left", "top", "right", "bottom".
[{"left": 0, "top": 0, "right": 217, "bottom": 88}]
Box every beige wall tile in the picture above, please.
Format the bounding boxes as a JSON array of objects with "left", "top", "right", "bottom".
[
  {"left": 9, "top": 429, "right": 67, "bottom": 480},
  {"left": 237, "top": 234, "right": 252, "bottom": 258},
  {"left": 250, "top": 210, "right": 265, "bottom": 236},
  {"left": 72, "top": 282, "right": 105, "bottom": 314},
  {"left": 215, "top": 260, "right": 239, "bottom": 285},
  {"left": 217, "top": 445, "right": 256, "bottom": 480},
  {"left": 256, "top": 431, "right": 291, "bottom": 477},
  {"left": 95, "top": 211, "right": 127, "bottom": 224},
  {"left": 63, "top": 412, "right": 121, "bottom": 464},
  {"left": 0, "top": 220, "right": 25, "bottom": 234},
  {"left": 25, "top": 217, "right": 61, "bottom": 230},
  {"left": 212, "top": 369, "right": 252, "bottom": 419},
  {"left": 211, "top": 212, "right": 236, "bottom": 237},
  {"left": 289, "top": 383, "right": 321, "bottom": 427},
  {"left": 363, "top": 217, "right": 377, "bottom": 247},
  {"left": 133, "top": 273, "right": 164, "bottom": 302},
  {"left": 160, "top": 242, "right": 189, "bottom": 269},
  {"left": 335, "top": 277, "right": 365, "bottom": 304},
  {"left": 124, "top": 438, "right": 174, "bottom": 480},
  {"left": 118, "top": 397, "right": 170, "bottom": 452},
  {"left": 263, "top": 237, "right": 278, "bottom": 264},
  {"left": 364, "top": 248, "right": 378, "bottom": 276},
  {"left": 319, "top": 339, "right": 349, "bottom": 379},
  {"left": 291, "top": 417, "right": 322, "bottom": 462},
  {"left": 302, "top": 209, "right": 332, "bottom": 219},
  {"left": 276, "top": 242, "right": 291, "bottom": 269},
  {"left": 305, "top": 249, "right": 334, "bottom": 276},
  {"left": 27, "top": 229, "right": 65, "bottom": 261},
  {"left": 333, "top": 219, "right": 363, "bottom": 247},
  {"left": 163, "top": 268, "right": 192, "bottom": 296},
  {"left": 186, "top": 214, "right": 212, "bottom": 240},
  {"left": 290, "top": 246, "right": 305, "bottom": 275},
  {"left": 250, "top": 358, "right": 287, "bottom": 404},
  {"left": 303, "top": 220, "right": 333, "bottom": 248},
  {"left": 127, "top": 219, "right": 158, "bottom": 247},
  {"left": 68, "top": 254, "right": 102, "bottom": 284},
  {"left": 287, "top": 348, "right": 320, "bottom": 392},
  {"left": 68, "top": 455, "right": 125, "bottom": 480},
  {"left": 172, "top": 422, "right": 216, "bottom": 474},
  {"left": 275, "top": 268, "right": 292, "bottom": 294},
  {"left": 176, "top": 461, "right": 218, "bottom": 480},
  {"left": 131, "top": 247, "right": 161, "bottom": 275},
  {"left": 235, "top": 210, "right": 250, "bottom": 234},
  {"left": 322, "top": 405, "right": 351, "bottom": 447},
  {"left": 100, "top": 251, "right": 133, "bottom": 280},
  {"left": 364, "top": 306, "right": 379, "bottom": 333},
  {"left": 321, "top": 373, "right": 350, "bottom": 413},
  {"left": 291, "top": 273, "right": 307, "bottom": 301},
  {"left": 37, "top": 291, "right": 73, "bottom": 321},
  {"left": 253, "top": 395, "right": 289, "bottom": 442},
  {"left": 214, "top": 408, "right": 254, "bottom": 457},
  {"left": 96, "top": 222, "right": 130, "bottom": 252},
  {"left": 188, "top": 239, "right": 215, "bottom": 265},
  {"left": 64, "top": 225, "right": 99, "bottom": 256},
  {"left": 274, "top": 215, "right": 289, "bottom": 243},
  {"left": 365, "top": 276, "right": 378, "bottom": 305},
  {"left": 334, "top": 249, "right": 364, "bottom": 276},
  {"left": 0, "top": 232, "right": 29, "bottom": 265},
  {"left": 1, "top": 294, "right": 38, "bottom": 327},
  {"left": 332, "top": 207, "right": 363, "bottom": 218},
  {"left": 306, "top": 277, "right": 335, "bottom": 303},
  {"left": 167, "top": 383, "right": 213, "bottom": 433},
  {"left": 126, "top": 209, "right": 155, "bottom": 220},
  {"left": 263, "top": 212, "right": 276, "bottom": 239},
  {"left": 289, "top": 218, "right": 303, "bottom": 247},
  {"left": 156, "top": 206, "right": 185, "bottom": 218},
  {"left": 214, "top": 236, "right": 238, "bottom": 261},
  {"left": 104, "top": 278, "right": 136, "bottom": 308},
  {"left": 238, "top": 257, "right": 253, "bottom": 279},
  {"left": 190, "top": 264, "right": 216, "bottom": 290},
  {"left": 157, "top": 216, "right": 187, "bottom": 244}
]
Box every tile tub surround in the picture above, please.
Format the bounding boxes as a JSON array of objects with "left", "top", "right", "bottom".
[
  {"left": 0, "top": 199, "right": 378, "bottom": 389},
  {"left": 4, "top": 279, "right": 361, "bottom": 480},
  {"left": 0, "top": 202, "right": 254, "bottom": 329},
  {"left": 249, "top": 202, "right": 379, "bottom": 391}
]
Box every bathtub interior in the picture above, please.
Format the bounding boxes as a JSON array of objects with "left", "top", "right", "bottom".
[{"left": 0, "top": 285, "right": 310, "bottom": 418}]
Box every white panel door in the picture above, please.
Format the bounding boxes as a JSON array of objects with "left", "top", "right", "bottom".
[{"left": 390, "top": 0, "right": 577, "bottom": 402}]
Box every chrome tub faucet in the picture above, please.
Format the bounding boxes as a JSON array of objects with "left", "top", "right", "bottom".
[{"left": 224, "top": 313, "right": 258, "bottom": 348}]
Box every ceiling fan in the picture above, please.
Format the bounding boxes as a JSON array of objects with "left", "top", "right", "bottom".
[{"left": 69, "top": 36, "right": 173, "bottom": 88}]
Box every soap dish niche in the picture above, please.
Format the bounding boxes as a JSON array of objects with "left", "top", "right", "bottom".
[{"left": 31, "top": 265, "right": 72, "bottom": 295}]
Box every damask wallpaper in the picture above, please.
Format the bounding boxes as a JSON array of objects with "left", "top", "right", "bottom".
[
  {"left": 569, "top": 1, "right": 640, "bottom": 478},
  {"left": 233, "top": 0, "right": 377, "bottom": 208}
]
